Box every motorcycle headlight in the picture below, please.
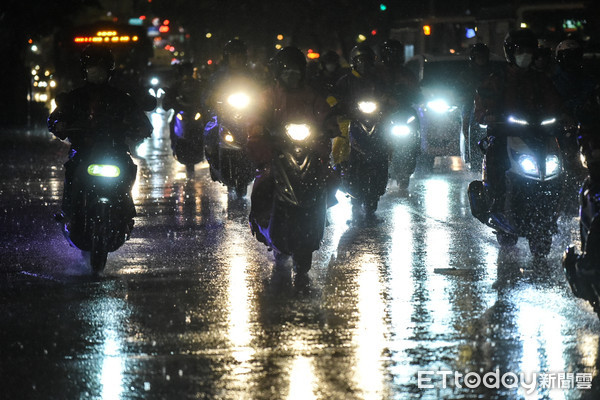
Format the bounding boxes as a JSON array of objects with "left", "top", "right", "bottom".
[
  {"left": 392, "top": 125, "right": 411, "bottom": 136},
  {"left": 426, "top": 99, "right": 456, "bottom": 113},
  {"left": 541, "top": 117, "right": 556, "bottom": 126},
  {"left": 224, "top": 133, "right": 234, "bottom": 143},
  {"left": 285, "top": 124, "right": 311, "bottom": 141},
  {"left": 87, "top": 164, "right": 121, "bottom": 178},
  {"left": 545, "top": 154, "right": 561, "bottom": 176},
  {"left": 227, "top": 92, "right": 250, "bottom": 109},
  {"left": 508, "top": 115, "right": 529, "bottom": 126},
  {"left": 194, "top": 112, "right": 202, "bottom": 121},
  {"left": 518, "top": 155, "right": 539, "bottom": 176},
  {"left": 358, "top": 101, "right": 377, "bottom": 114}
]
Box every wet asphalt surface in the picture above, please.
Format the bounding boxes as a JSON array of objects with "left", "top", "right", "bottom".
[{"left": 1, "top": 111, "right": 600, "bottom": 400}]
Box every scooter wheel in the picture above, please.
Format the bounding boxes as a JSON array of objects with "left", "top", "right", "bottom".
[
  {"left": 496, "top": 232, "right": 518, "bottom": 247},
  {"left": 293, "top": 251, "right": 312, "bottom": 275},
  {"left": 528, "top": 234, "right": 552, "bottom": 258},
  {"left": 90, "top": 249, "right": 108, "bottom": 273},
  {"left": 186, "top": 164, "right": 195, "bottom": 176}
]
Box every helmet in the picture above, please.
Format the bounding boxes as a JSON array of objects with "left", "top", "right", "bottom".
[
  {"left": 503, "top": 28, "right": 537, "bottom": 65},
  {"left": 271, "top": 46, "right": 306, "bottom": 89},
  {"left": 223, "top": 38, "right": 247, "bottom": 65},
  {"left": 350, "top": 44, "right": 375, "bottom": 76},
  {"left": 469, "top": 43, "right": 490, "bottom": 62},
  {"left": 80, "top": 45, "right": 115, "bottom": 82},
  {"left": 555, "top": 39, "right": 583, "bottom": 70},
  {"left": 380, "top": 39, "right": 405, "bottom": 66}
]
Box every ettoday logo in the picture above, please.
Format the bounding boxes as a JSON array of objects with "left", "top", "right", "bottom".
[{"left": 417, "top": 370, "right": 592, "bottom": 394}]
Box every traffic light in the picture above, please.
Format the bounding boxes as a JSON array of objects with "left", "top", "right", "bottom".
[
  {"left": 423, "top": 25, "right": 431, "bottom": 36},
  {"left": 379, "top": 3, "right": 387, "bottom": 11}
]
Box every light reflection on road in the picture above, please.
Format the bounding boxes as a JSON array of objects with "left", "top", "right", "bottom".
[{"left": 4, "top": 111, "right": 600, "bottom": 399}]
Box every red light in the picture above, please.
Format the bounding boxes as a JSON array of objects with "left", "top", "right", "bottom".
[
  {"left": 139, "top": 15, "right": 146, "bottom": 20},
  {"left": 308, "top": 49, "right": 313, "bottom": 53},
  {"left": 163, "top": 20, "right": 170, "bottom": 25},
  {"left": 207, "top": 59, "right": 213, "bottom": 65},
  {"left": 371, "top": 29, "right": 377, "bottom": 35},
  {"left": 159, "top": 25, "right": 170, "bottom": 33}
]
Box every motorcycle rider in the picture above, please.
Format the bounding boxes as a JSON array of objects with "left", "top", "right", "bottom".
[
  {"left": 203, "top": 39, "right": 260, "bottom": 167},
  {"left": 247, "top": 46, "right": 340, "bottom": 265},
  {"left": 163, "top": 61, "right": 206, "bottom": 155},
  {"left": 553, "top": 39, "right": 599, "bottom": 125},
  {"left": 308, "top": 50, "right": 349, "bottom": 97},
  {"left": 48, "top": 45, "right": 153, "bottom": 224},
  {"left": 458, "top": 43, "right": 497, "bottom": 145},
  {"left": 329, "top": 43, "right": 388, "bottom": 170},
  {"left": 473, "top": 29, "right": 561, "bottom": 224}
]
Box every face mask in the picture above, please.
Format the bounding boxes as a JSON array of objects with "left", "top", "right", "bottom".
[
  {"left": 515, "top": 53, "right": 533, "bottom": 69},
  {"left": 86, "top": 66, "right": 109, "bottom": 84}
]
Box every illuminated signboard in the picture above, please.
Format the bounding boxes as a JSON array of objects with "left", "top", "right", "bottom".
[{"left": 74, "top": 31, "right": 139, "bottom": 44}]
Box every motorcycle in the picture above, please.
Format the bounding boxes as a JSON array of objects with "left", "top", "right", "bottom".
[
  {"left": 344, "top": 98, "right": 391, "bottom": 216},
  {"left": 250, "top": 121, "right": 330, "bottom": 275},
  {"left": 468, "top": 113, "right": 563, "bottom": 257},
  {"left": 563, "top": 132, "right": 600, "bottom": 318},
  {"left": 204, "top": 89, "right": 254, "bottom": 197},
  {"left": 59, "top": 138, "right": 138, "bottom": 273},
  {"left": 170, "top": 106, "right": 205, "bottom": 175},
  {"left": 388, "top": 108, "right": 420, "bottom": 190}
]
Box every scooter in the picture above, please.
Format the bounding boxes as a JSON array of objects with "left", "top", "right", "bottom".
[
  {"left": 170, "top": 105, "right": 205, "bottom": 175},
  {"left": 563, "top": 133, "right": 600, "bottom": 318},
  {"left": 468, "top": 114, "right": 563, "bottom": 257},
  {"left": 59, "top": 139, "right": 138, "bottom": 273},
  {"left": 388, "top": 107, "right": 420, "bottom": 190},
  {"left": 250, "top": 121, "right": 330, "bottom": 274},
  {"left": 345, "top": 98, "right": 391, "bottom": 216},
  {"left": 204, "top": 89, "right": 254, "bottom": 197}
]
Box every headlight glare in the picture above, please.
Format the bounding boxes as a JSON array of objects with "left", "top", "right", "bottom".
[
  {"left": 518, "top": 155, "right": 539, "bottom": 176},
  {"left": 285, "top": 124, "right": 311, "bottom": 141},
  {"left": 87, "top": 164, "right": 121, "bottom": 178},
  {"left": 508, "top": 115, "right": 529, "bottom": 125},
  {"left": 427, "top": 99, "right": 454, "bottom": 113},
  {"left": 392, "top": 125, "right": 411, "bottom": 136},
  {"left": 541, "top": 118, "right": 556, "bottom": 126},
  {"left": 227, "top": 92, "right": 250, "bottom": 109},
  {"left": 545, "top": 154, "right": 560, "bottom": 176},
  {"left": 358, "top": 101, "right": 377, "bottom": 114}
]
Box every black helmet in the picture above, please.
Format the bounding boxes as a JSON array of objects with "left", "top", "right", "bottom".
[
  {"left": 469, "top": 43, "right": 490, "bottom": 62},
  {"left": 555, "top": 39, "right": 583, "bottom": 71},
  {"left": 350, "top": 44, "right": 375, "bottom": 75},
  {"left": 380, "top": 39, "right": 405, "bottom": 66},
  {"left": 271, "top": 46, "right": 306, "bottom": 89},
  {"left": 80, "top": 45, "right": 115, "bottom": 80},
  {"left": 223, "top": 38, "right": 247, "bottom": 64},
  {"left": 503, "top": 28, "right": 537, "bottom": 65}
]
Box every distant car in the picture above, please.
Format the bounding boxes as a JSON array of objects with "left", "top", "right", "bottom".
[{"left": 405, "top": 54, "right": 503, "bottom": 169}]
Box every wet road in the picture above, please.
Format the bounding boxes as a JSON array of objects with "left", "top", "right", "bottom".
[{"left": 1, "top": 112, "right": 599, "bottom": 400}]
